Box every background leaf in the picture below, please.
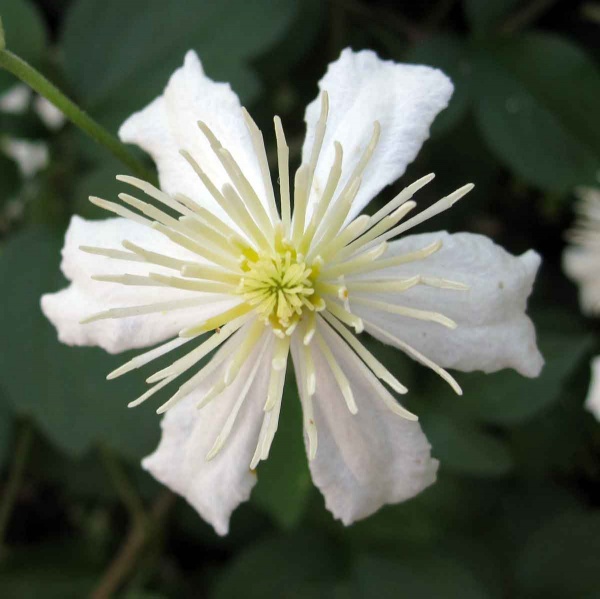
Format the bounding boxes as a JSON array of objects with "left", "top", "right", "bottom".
[
  {"left": 473, "top": 33, "right": 600, "bottom": 192},
  {"left": 251, "top": 377, "right": 312, "bottom": 529},
  {"left": 62, "top": 0, "right": 302, "bottom": 129},
  {"left": 0, "top": 0, "right": 47, "bottom": 93},
  {"left": 0, "top": 227, "right": 162, "bottom": 460}
]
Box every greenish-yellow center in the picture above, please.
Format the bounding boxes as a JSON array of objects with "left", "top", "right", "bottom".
[{"left": 238, "top": 248, "right": 323, "bottom": 334}]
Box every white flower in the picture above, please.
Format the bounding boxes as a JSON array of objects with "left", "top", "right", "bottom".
[
  {"left": 563, "top": 188, "right": 600, "bottom": 421},
  {"left": 41, "top": 49, "right": 543, "bottom": 535}
]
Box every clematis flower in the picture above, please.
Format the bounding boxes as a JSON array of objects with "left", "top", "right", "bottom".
[
  {"left": 41, "top": 49, "right": 543, "bottom": 535},
  {"left": 563, "top": 187, "right": 600, "bottom": 421}
]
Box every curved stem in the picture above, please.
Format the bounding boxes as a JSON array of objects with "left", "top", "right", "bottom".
[
  {"left": 91, "top": 490, "right": 176, "bottom": 599},
  {"left": 0, "top": 47, "right": 157, "bottom": 184},
  {"left": 0, "top": 419, "right": 34, "bottom": 557}
]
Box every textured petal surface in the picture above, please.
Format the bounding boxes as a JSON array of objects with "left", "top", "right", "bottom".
[
  {"left": 119, "top": 51, "right": 264, "bottom": 228},
  {"left": 351, "top": 231, "right": 543, "bottom": 377},
  {"left": 143, "top": 327, "right": 274, "bottom": 535},
  {"left": 302, "top": 48, "right": 453, "bottom": 221},
  {"left": 585, "top": 356, "right": 600, "bottom": 421},
  {"left": 41, "top": 215, "right": 240, "bottom": 353},
  {"left": 291, "top": 326, "right": 438, "bottom": 525}
]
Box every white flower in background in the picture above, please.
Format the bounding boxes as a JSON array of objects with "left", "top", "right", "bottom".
[
  {"left": 0, "top": 84, "right": 65, "bottom": 178},
  {"left": 585, "top": 357, "right": 600, "bottom": 421},
  {"left": 41, "top": 49, "right": 543, "bottom": 535},
  {"left": 563, "top": 187, "right": 600, "bottom": 421}
]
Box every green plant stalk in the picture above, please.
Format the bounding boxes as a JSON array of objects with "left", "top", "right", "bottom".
[
  {"left": 0, "top": 45, "right": 156, "bottom": 184},
  {"left": 0, "top": 419, "right": 34, "bottom": 556}
]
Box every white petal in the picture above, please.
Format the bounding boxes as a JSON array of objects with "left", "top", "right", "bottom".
[
  {"left": 351, "top": 231, "right": 543, "bottom": 377},
  {"left": 563, "top": 247, "right": 600, "bottom": 316},
  {"left": 143, "top": 329, "right": 274, "bottom": 535},
  {"left": 303, "top": 48, "right": 453, "bottom": 221},
  {"left": 41, "top": 215, "right": 239, "bottom": 353},
  {"left": 119, "top": 51, "right": 265, "bottom": 227},
  {"left": 291, "top": 328, "right": 438, "bottom": 526},
  {"left": 585, "top": 356, "right": 600, "bottom": 421}
]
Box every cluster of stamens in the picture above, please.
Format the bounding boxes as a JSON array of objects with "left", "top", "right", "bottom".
[
  {"left": 79, "top": 90, "right": 474, "bottom": 466},
  {"left": 237, "top": 241, "right": 324, "bottom": 336}
]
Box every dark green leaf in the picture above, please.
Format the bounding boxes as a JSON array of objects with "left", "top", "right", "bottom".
[
  {"left": 473, "top": 33, "right": 600, "bottom": 192},
  {"left": 352, "top": 554, "right": 490, "bottom": 599},
  {"left": 515, "top": 511, "right": 600, "bottom": 598},
  {"left": 62, "top": 0, "right": 300, "bottom": 128},
  {"left": 463, "top": 0, "right": 521, "bottom": 34},
  {"left": 0, "top": 152, "right": 20, "bottom": 205},
  {"left": 0, "top": 541, "right": 99, "bottom": 598},
  {"left": 0, "top": 226, "right": 161, "bottom": 460},
  {"left": 422, "top": 411, "right": 514, "bottom": 478},
  {"left": 458, "top": 330, "right": 594, "bottom": 425},
  {"left": 210, "top": 533, "right": 342, "bottom": 599},
  {"left": 0, "top": 0, "right": 47, "bottom": 92},
  {"left": 251, "top": 376, "right": 312, "bottom": 530},
  {"left": 0, "top": 391, "right": 13, "bottom": 469}
]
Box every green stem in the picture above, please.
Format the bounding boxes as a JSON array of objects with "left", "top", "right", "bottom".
[
  {"left": 0, "top": 46, "right": 156, "bottom": 184},
  {"left": 99, "top": 444, "right": 147, "bottom": 528},
  {"left": 0, "top": 419, "right": 34, "bottom": 557}
]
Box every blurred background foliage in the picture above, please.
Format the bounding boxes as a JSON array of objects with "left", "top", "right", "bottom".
[{"left": 0, "top": 0, "right": 599, "bottom": 597}]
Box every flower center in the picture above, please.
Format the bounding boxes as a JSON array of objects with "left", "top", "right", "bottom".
[{"left": 237, "top": 242, "right": 323, "bottom": 335}]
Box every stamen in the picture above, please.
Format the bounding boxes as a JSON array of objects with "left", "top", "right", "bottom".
[
  {"left": 116, "top": 175, "right": 192, "bottom": 217},
  {"left": 351, "top": 296, "right": 457, "bottom": 329},
  {"left": 325, "top": 240, "right": 440, "bottom": 278},
  {"left": 317, "top": 215, "right": 370, "bottom": 262},
  {"left": 324, "top": 300, "right": 364, "bottom": 333},
  {"left": 364, "top": 319, "right": 463, "bottom": 395},
  {"left": 264, "top": 336, "right": 291, "bottom": 411},
  {"left": 224, "top": 320, "right": 265, "bottom": 384},
  {"left": 88, "top": 196, "right": 149, "bottom": 227},
  {"left": 206, "top": 335, "right": 271, "bottom": 460},
  {"left": 320, "top": 312, "right": 407, "bottom": 394},
  {"left": 148, "top": 273, "right": 234, "bottom": 294},
  {"left": 80, "top": 296, "right": 220, "bottom": 324},
  {"left": 157, "top": 344, "right": 231, "bottom": 414},
  {"left": 274, "top": 116, "right": 291, "bottom": 234},
  {"left": 108, "top": 336, "right": 193, "bottom": 380},
  {"left": 174, "top": 190, "right": 248, "bottom": 247},
  {"left": 91, "top": 273, "right": 167, "bottom": 287},
  {"left": 121, "top": 240, "right": 190, "bottom": 271},
  {"left": 366, "top": 173, "right": 435, "bottom": 229},
  {"left": 151, "top": 222, "right": 240, "bottom": 272},
  {"left": 241, "top": 107, "right": 279, "bottom": 224},
  {"left": 128, "top": 375, "right": 176, "bottom": 408},
  {"left": 337, "top": 121, "right": 380, "bottom": 202},
  {"left": 117, "top": 192, "right": 181, "bottom": 229},
  {"left": 305, "top": 91, "right": 329, "bottom": 205},
  {"left": 197, "top": 120, "right": 274, "bottom": 236},
  {"left": 221, "top": 184, "right": 272, "bottom": 250},
  {"left": 321, "top": 241, "right": 388, "bottom": 278},
  {"left": 79, "top": 246, "right": 145, "bottom": 263},
  {"left": 291, "top": 165, "right": 310, "bottom": 245},
  {"left": 315, "top": 330, "right": 358, "bottom": 414},
  {"left": 179, "top": 303, "right": 253, "bottom": 337},
  {"left": 147, "top": 313, "right": 252, "bottom": 383},
  {"left": 339, "top": 201, "right": 416, "bottom": 260},
  {"left": 300, "top": 142, "right": 343, "bottom": 255},
  {"left": 360, "top": 183, "right": 474, "bottom": 252},
  {"left": 308, "top": 176, "right": 362, "bottom": 256}
]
